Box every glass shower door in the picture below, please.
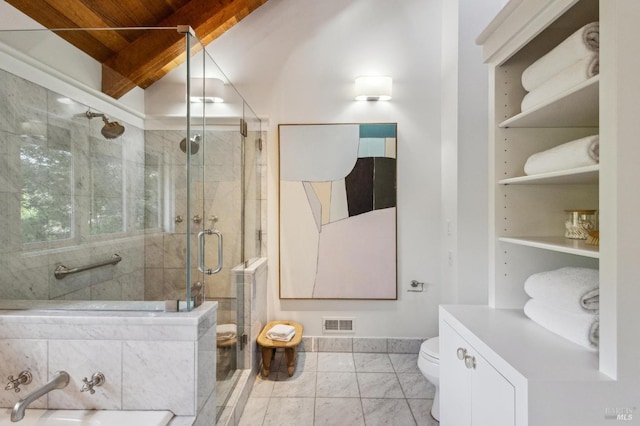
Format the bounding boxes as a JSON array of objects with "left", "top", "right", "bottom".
[
  {"left": 243, "top": 101, "right": 263, "bottom": 267},
  {"left": 188, "top": 39, "right": 247, "bottom": 419}
]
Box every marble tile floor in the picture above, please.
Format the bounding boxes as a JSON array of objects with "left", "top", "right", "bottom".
[{"left": 237, "top": 351, "right": 439, "bottom": 425}]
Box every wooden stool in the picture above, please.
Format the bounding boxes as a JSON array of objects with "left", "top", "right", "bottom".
[{"left": 257, "top": 321, "right": 303, "bottom": 377}]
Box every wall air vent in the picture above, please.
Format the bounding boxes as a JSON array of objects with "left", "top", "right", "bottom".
[{"left": 322, "top": 317, "right": 355, "bottom": 333}]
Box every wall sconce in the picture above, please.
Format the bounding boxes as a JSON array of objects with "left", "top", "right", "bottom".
[
  {"left": 355, "top": 76, "right": 392, "bottom": 101},
  {"left": 190, "top": 77, "right": 224, "bottom": 103}
]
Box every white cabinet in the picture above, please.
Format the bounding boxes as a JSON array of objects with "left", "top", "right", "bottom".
[
  {"left": 441, "top": 321, "right": 471, "bottom": 425},
  {"left": 440, "top": 321, "right": 514, "bottom": 426},
  {"left": 439, "top": 306, "right": 612, "bottom": 426},
  {"left": 440, "top": 0, "right": 640, "bottom": 423}
]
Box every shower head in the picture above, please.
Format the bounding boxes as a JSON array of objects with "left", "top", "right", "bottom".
[
  {"left": 100, "top": 119, "right": 125, "bottom": 139},
  {"left": 83, "top": 110, "right": 126, "bottom": 139},
  {"left": 180, "top": 134, "right": 201, "bottom": 154}
]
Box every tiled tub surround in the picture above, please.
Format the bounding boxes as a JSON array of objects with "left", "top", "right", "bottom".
[{"left": 0, "top": 302, "right": 217, "bottom": 425}]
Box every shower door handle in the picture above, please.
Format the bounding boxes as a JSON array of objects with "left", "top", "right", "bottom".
[{"left": 197, "top": 229, "right": 223, "bottom": 275}]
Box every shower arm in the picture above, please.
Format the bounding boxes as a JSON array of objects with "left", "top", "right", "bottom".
[{"left": 85, "top": 111, "right": 108, "bottom": 123}]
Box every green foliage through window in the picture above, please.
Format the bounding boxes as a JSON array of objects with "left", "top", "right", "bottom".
[{"left": 20, "top": 142, "right": 72, "bottom": 243}]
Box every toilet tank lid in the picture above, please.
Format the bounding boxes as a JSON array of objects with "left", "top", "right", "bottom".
[{"left": 420, "top": 337, "right": 439, "bottom": 358}]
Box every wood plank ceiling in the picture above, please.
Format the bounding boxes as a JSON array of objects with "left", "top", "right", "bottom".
[{"left": 6, "top": 0, "right": 268, "bottom": 98}]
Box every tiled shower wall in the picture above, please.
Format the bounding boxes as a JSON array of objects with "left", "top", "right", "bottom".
[
  {"left": 143, "top": 129, "right": 243, "bottom": 312},
  {"left": 0, "top": 67, "right": 266, "bottom": 309},
  {"left": 0, "top": 68, "right": 147, "bottom": 301}
]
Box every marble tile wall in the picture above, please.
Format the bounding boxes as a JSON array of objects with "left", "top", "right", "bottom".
[
  {"left": 0, "top": 68, "right": 267, "bottom": 306},
  {"left": 236, "top": 257, "right": 268, "bottom": 374},
  {"left": 217, "top": 258, "right": 267, "bottom": 426},
  {"left": 143, "top": 128, "right": 254, "bottom": 303},
  {"left": 0, "top": 302, "right": 217, "bottom": 419},
  {"left": 0, "top": 340, "right": 48, "bottom": 409},
  {"left": 0, "top": 68, "right": 147, "bottom": 302}
]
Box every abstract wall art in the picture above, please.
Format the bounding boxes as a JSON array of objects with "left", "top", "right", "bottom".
[{"left": 278, "top": 123, "right": 397, "bottom": 299}]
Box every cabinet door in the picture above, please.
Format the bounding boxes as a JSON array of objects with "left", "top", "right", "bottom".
[
  {"left": 440, "top": 322, "right": 472, "bottom": 425},
  {"left": 441, "top": 321, "right": 516, "bottom": 426},
  {"left": 472, "top": 350, "right": 515, "bottom": 426}
]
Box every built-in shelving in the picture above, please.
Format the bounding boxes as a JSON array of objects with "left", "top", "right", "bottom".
[
  {"left": 486, "top": 0, "right": 602, "bottom": 308},
  {"left": 499, "top": 76, "right": 599, "bottom": 128},
  {"left": 450, "top": 0, "right": 640, "bottom": 421},
  {"left": 498, "top": 236, "right": 599, "bottom": 258},
  {"left": 498, "top": 165, "right": 599, "bottom": 185}
]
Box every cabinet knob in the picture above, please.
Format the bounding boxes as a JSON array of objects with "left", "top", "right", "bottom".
[
  {"left": 456, "top": 347, "right": 467, "bottom": 360},
  {"left": 464, "top": 355, "right": 476, "bottom": 369}
]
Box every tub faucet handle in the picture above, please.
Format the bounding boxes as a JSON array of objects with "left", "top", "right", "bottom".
[
  {"left": 5, "top": 371, "right": 32, "bottom": 393},
  {"left": 81, "top": 372, "right": 105, "bottom": 394}
]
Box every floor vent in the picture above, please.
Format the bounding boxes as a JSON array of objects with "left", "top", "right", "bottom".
[{"left": 322, "top": 317, "right": 355, "bottom": 333}]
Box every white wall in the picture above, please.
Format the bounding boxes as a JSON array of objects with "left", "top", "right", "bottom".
[
  {"left": 456, "top": 0, "right": 505, "bottom": 305},
  {"left": 440, "top": 0, "right": 505, "bottom": 305},
  {"left": 0, "top": 0, "right": 504, "bottom": 338},
  {"left": 207, "top": 0, "right": 444, "bottom": 337},
  {"left": 440, "top": 0, "right": 460, "bottom": 305}
]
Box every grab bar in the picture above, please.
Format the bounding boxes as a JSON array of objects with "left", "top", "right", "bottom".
[{"left": 54, "top": 254, "right": 122, "bottom": 280}]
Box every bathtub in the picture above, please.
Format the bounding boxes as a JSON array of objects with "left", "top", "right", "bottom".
[{"left": 0, "top": 409, "right": 173, "bottom": 425}]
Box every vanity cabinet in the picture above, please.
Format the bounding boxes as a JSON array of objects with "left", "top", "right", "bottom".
[
  {"left": 441, "top": 0, "right": 640, "bottom": 423},
  {"left": 440, "top": 321, "right": 514, "bottom": 426}
]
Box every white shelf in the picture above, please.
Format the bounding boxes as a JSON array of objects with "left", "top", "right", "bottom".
[
  {"left": 498, "top": 236, "right": 599, "bottom": 258},
  {"left": 499, "top": 165, "right": 599, "bottom": 185},
  {"left": 499, "top": 76, "right": 599, "bottom": 128}
]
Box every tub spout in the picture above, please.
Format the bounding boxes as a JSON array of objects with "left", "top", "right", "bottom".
[{"left": 11, "top": 371, "right": 69, "bottom": 422}]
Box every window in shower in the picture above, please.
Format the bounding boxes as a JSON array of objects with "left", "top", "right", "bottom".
[
  {"left": 144, "top": 151, "right": 163, "bottom": 230},
  {"left": 90, "top": 137, "right": 124, "bottom": 235},
  {"left": 20, "top": 133, "right": 73, "bottom": 244}
]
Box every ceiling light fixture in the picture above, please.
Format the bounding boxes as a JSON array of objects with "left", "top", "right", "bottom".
[{"left": 190, "top": 77, "right": 225, "bottom": 103}]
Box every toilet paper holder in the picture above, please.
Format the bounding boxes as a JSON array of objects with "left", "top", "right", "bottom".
[{"left": 408, "top": 280, "right": 424, "bottom": 292}]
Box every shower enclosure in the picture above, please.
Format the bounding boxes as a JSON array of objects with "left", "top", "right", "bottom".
[{"left": 0, "top": 26, "right": 262, "bottom": 420}]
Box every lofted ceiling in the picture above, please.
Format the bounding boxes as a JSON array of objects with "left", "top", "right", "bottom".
[{"left": 6, "top": 0, "right": 268, "bottom": 98}]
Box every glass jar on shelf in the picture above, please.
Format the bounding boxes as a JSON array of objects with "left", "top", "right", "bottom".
[{"left": 564, "top": 209, "right": 597, "bottom": 240}]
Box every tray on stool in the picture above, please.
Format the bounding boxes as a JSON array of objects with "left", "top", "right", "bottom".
[{"left": 257, "top": 320, "right": 303, "bottom": 377}]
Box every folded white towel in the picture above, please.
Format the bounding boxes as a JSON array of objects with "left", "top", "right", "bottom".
[
  {"left": 524, "top": 267, "right": 599, "bottom": 313},
  {"left": 520, "top": 55, "right": 598, "bottom": 111},
  {"left": 266, "top": 324, "right": 296, "bottom": 342},
  {"left": 522, "top": 22, "right": 599, "bottom": 91},
  {"left": 581, "top": 288, "right": 600, "bottom": 311},
  {"left": 524, "top": 298, "right": 599, "bottom": 351},
  {"left": 216, "top": 323, "right": 237, "bottom": 341},
  {"left": 524, "top": 134, "right": 599, "bottom": 176}
]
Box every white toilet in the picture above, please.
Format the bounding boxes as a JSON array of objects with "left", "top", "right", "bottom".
[{"left": 418, "top": 337, "right": 440, "bottom": 421}]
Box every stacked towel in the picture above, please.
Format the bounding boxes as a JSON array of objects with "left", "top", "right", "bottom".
[
  {"left": 524, "top": 267, "right": 599, "bottom": 313},
  {"left": 524, "top": 134, "right": 599, "bottom": 175},
  {"left": 523, "top": 267, "right": 599, "bottom": 351},
  {"left": 521, "top": 22, "right": 599, "bottom": 111},
  {"left": 216, "top": 323, "right": 237, "bottom": 342},
  {"left": 266, "top": 324, "right": 296, "bottom": 342},
  {"left": 524, "top": 299, "right": 599, "bottom": 351},
  {"left": 521, "top": 56, "right": 599, "bottom": 111}
]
